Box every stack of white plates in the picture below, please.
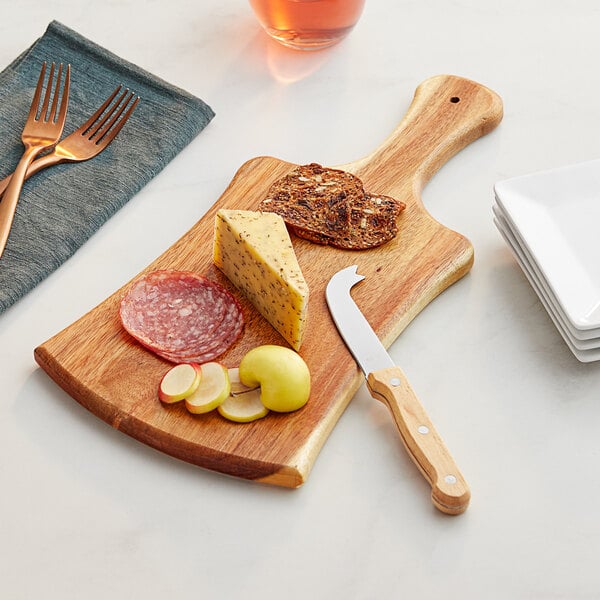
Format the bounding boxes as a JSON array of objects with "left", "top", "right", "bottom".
[{"left": 493, "top": 160, "right": 600, "bottom": 362}]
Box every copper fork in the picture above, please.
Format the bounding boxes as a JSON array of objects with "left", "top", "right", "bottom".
[
  {"left": 0, "top": 62, "right": 70, "bottom": 258},
  {"left": 0, "top": 85, "right": 140, "bottom": 198}
]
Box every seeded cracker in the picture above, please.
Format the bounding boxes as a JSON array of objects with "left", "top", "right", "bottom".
[{"left": 260, "top": 163, "right": 405, "bottom": 249}]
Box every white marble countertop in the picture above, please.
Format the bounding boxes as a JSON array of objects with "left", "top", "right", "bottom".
[{"left": 2, "top": 1, "right": 600, "bottom": 598}]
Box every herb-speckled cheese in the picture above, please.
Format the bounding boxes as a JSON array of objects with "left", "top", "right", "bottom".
[{"left": 213, "top": 209, "right": 309, "bottom": 350}]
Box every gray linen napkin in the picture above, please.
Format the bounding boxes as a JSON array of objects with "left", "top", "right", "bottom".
[{"left": 0, "top": 20, "right": 215, "bottom": 314}]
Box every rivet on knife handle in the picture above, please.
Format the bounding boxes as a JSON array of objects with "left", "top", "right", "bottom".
[{"left": 367, "top": 366, "right": 470, "bottom": 515}]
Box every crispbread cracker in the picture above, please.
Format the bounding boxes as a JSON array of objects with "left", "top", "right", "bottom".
[{"left": 260, "top": 163, "right": 405, "bottom": 249}]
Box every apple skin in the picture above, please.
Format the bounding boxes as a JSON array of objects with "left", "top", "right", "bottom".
[
  {"left": 238, "top": 345, "right": 310, "bottom": 412},
  {"left": 185, "top": 362, "right": 231, "bottom": 414},
  {"left": 158, "top": 363, "right": 202, "bottom": 404}
]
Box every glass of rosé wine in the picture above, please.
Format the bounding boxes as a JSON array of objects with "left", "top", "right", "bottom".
[{"left": 249, "top": 0, "right": 366, "bottom": 51}]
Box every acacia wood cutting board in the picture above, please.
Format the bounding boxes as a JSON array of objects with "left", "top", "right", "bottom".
[{"left": 34, "top": 75, "right": 503, "bottom": 488}]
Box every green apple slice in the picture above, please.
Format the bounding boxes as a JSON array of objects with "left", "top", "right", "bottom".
[
  {"left": 227, "top": 367, "right": 259, "bottom": 395},
  {"left": 158, "top": 363, "right": 201, "bottom": 404},
  {"left": 218, "top": 389, "right": 269, "bottom": 423},
  {"left": 185, "top": 362, "right": 230, "bottom": 414},
  {"left": 239, "top": 345, "right": 310, "bottom": 412}
]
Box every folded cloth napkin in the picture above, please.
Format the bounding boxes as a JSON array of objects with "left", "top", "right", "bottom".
[{"left": 0, "top": 20, "right": 215, "bottom": 314}]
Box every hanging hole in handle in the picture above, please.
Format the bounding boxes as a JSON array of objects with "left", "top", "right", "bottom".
[{"left": 450, "top": 96, "right": 460, "bottom": 103}]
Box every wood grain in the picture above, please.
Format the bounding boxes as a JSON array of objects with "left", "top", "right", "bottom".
[
  {"left": 367, "top": 366, "right": 470, "bottom": 515},
  {"left": 34, "top": 75, "right": 503, "bottom": 487}
]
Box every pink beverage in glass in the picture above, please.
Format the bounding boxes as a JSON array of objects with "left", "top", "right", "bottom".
[{"left": 249, "top": 0, "right": 366, "bottom": 50}]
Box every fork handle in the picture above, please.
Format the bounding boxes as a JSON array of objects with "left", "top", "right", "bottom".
[
  {"left": 0, "top": 151, "right": 65, "bottom": 198},
  {"left": 0, "top": 145, "right": 47, "bottom": 258}
]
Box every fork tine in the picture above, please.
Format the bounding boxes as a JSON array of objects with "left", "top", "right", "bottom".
[
  {"left": 55, "top": 64, "right": 70, "bottom": 125},
  {"left": 98, "top": 95, "right": 139, "bottom": 145},
  {"left": 81, "top": 88, "right": 139, "bottom": 146},
  {"left": 77, "top": 85, "right": 123, "bottom": 135},
  {"left": 38, "top": 62, "right": 56, "bottom": 121},
  {"left": 28, "top": 62, "right": 47, "bottom": 120},
  {"left": 94, "top": 91, "right": 139, "bottom": 144},
  {"left": 85, "top": 87, "right": 130, "bottom": 138},
  {"left": 47, "top": 63, "right": 62, "bottom": 122}
]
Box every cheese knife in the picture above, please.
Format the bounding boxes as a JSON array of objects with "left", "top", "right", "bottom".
[{"left": 325, "top": 265, "right": 470, "bottom": 515}]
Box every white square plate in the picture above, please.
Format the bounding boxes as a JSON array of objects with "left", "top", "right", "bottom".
[
  {"left": 494, "top": 204, "right": 600, "bottom": 362},
  {"left": 494, "top": 160, "right": 600, "bottom": 332},
  {"left": 493, "top": 203, "right": 600, "bottom": 342}
]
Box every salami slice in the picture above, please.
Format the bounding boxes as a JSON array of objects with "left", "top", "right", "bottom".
[
  {"left": 152, "top": 297, "right": 244, "bottom": 364},
  {"left": 119, "top": 270, "right": 243, "bottom": 363}
]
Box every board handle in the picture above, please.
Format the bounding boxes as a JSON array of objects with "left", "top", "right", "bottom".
[
  {"left": 348, "top": 75, "right": 503, "bottom": 199},
  {"left": 367, "top": 366, "right": 470, "bottom": 515}
]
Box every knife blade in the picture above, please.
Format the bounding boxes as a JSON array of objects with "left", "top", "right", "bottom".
[{"left": 325, "top": 265, "right": 470, "bottom": 515}]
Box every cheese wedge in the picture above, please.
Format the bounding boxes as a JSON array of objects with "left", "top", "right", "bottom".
[{"left": 213, "top": 209, "right": 309, "bottom": 350}]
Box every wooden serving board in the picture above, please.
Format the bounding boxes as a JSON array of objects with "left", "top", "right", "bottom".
[{"left": 35, "top": 75, "right": 503, "bottom": 487}]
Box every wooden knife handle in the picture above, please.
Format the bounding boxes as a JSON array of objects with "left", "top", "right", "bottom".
[{"left": 367, "top": 366, "right": 470, "bottom": 515}]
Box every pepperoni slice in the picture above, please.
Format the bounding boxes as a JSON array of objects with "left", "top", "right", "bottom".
[{"left": 119, "top": 270, "right": 243, "bottom": 363}]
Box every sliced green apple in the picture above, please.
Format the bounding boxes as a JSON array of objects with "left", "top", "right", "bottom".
[
  {"left": 185, "top": 362, "right": 230, "bottom": 414},
  {"left": 158, "top": 362, "right": 201, "bottom": 404},
  {"left": 238, "top": 345, "right": 310, "bottom": 412},
  {"left": 218, "top": 389, "right": 269, "bottom": 423},
  {"left": 227, "top": 367, "right": 259, "bottom": 395}
]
